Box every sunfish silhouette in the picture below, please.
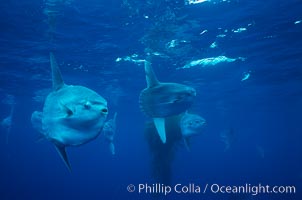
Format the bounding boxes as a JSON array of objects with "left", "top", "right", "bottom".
[
  {"left": 180, "top": 111, "right": 206, "bottom": 150},
  {"left": 31, "top": 53, "right": 108, "bottom": 171},
  {"left": 1, "top": 103, "right": 15, "bottom": 144},
  {"left": 102, "top": 112, "right": 117, "bottom": 155},
  {"left": 220, "top": 128, "right": 235, "bottom": 151},
  {"left": 139, "top": 60, "right": 196, "bottom": 143}
]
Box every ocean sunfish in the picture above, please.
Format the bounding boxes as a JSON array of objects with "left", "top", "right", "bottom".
[
  {"left": 139, "top": 60, "right": 196, "bottom": 143},
  {"left": 31, "top": 53, "right": 108, "bottom": 171},
  {"left": 180, "top": 111, "right": 206, "bottom": 150},
  {"left": 102, "top": 112, "right": 117, "bottom": 155},
  {"left": 1, "top": 103, "right": 15, "bottom": 144},
  {"left": 220, "top": 128, "right": 235, "bottom": 151}
]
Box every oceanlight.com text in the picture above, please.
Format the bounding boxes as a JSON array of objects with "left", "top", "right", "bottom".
[
  {"left": 209, "top": 183, "right": 296, "bottom": 196},
  {"left": 127, "top": 183, "right": 296, "bottom": 196}
]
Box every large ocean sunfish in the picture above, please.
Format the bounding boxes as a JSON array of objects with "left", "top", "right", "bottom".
[
  {"left": 31, "top": 53, "right": 108, "bottom": 171},
  {"left": 139, "top": 60, "right": 196, "bottom": 143}
]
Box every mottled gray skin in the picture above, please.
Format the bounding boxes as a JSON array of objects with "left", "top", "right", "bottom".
[
  {"left": 31, "top": 53, "right": 108, "bottom": 171},
  {"left": 41, "top": 85, "right": 108, "bottom": 146}
]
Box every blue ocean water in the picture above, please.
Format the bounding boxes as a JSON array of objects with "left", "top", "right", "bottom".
[{"left": 0, "top": 0, "right": 301, "bottom": 199}]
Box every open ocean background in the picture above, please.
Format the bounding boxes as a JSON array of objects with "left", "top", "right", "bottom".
[{"left": 0, "top": 0, "right": 301, "bottom": 199}]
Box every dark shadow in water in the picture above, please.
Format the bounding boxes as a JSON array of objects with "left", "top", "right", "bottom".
[{"left": 144, "top": 115, "right": 183, "bottom": 185}]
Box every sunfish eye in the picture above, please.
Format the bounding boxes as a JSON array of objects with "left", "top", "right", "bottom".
[{"left": 84, "top": 101, "right": 91, "bottom": 109}]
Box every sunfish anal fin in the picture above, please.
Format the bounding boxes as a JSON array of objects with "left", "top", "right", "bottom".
[
  {"left": 50, "top": 52, "right": 65, "bottom": 91},
  {"left": 145, "top": 60, "right": 160, "bottom": 88},
  {"left": 153, "top": 118, "right": 166, "bottom": 143},
  {"left": 54, "top": 143, "right": 72, "bottom": 172}
]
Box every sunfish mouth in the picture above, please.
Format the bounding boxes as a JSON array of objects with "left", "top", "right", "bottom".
[{"left": 188, "top": 88, "right": 197, "bottom": 97}]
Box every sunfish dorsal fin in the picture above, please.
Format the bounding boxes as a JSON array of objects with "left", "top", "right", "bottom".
[
  {"left": 50, "top": 52, "right": 64, "bottom": 91},
  {"left": 153, "top": 118, "right": 166, "bottom": 143},
  {"left": 54, "top": 144, "right": 72, "bottom": 172},
  {"left": 145, "top": 60, "right": 160, "bottom": 87}
]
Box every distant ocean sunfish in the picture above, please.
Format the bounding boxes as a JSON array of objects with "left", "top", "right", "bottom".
[
  {"left": 31, "top": 53, "right": 108, "bottom": 171},
  {"left": 180, "top": 111, "right": 206, "bottom": 150},
  {"left": 1, "top": 103, "right": 14, "bottom": 144},
  {"left": 102, "top": 112, "right": 117, "bottom": 155},
  {"left": 1, "top": 116, "right": 12, "bottom": 130},
  {"left": 139, "top": 60, "right": 196, "bottom": 143},
  {"left": 220, "top": 128, "right": 235, "bottom": 151}
]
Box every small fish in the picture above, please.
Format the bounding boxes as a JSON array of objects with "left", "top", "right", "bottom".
[
  {"left": 102, "top": 112, "right": 117, "bottom": 155},
  {"left": 31, "top": 53, "right": 108, "bottom": 171},
  {"left": 139, "top": 60, "right": 196, "bottom": 143}
]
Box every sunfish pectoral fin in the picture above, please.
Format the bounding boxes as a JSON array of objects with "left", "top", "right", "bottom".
[
  {"left": 153, "top": 118, "right": 166, "bottom": 143},
  {"left": 54, "top": 143, "right": 72, "bottom": 172},
  {"left": 59, "top": 102, "right": 73, "bottom": 117},
  {"left": 50, "top": 52, "right": 65, "bottom": 91},
  {"left": 144, "top": 60, "right": 160, "bottom": 87}
]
